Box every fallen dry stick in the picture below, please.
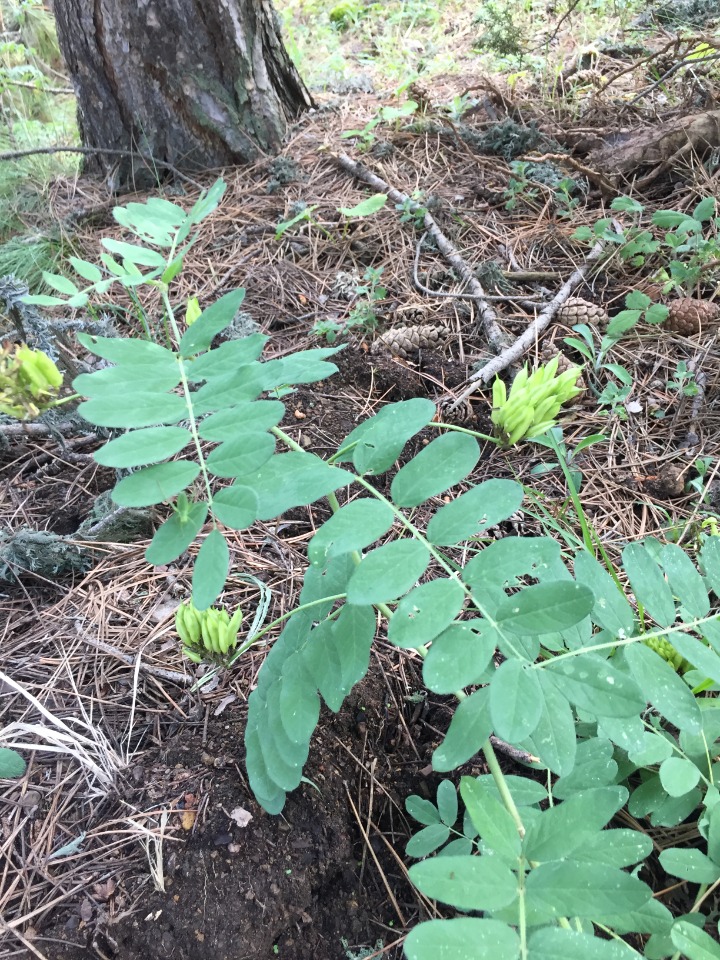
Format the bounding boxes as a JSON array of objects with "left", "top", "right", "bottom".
[
  {"left": 335, "top": 151, "right": 507, "bottom": 353},
  {"left": 447, "top": 233, "right": 609, "bottom": 410}
]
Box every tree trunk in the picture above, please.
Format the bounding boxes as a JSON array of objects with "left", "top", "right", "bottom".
[{"left": 53, "top": 0, "right": 313, "bottom": 186}]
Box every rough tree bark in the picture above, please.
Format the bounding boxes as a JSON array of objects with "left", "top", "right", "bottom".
[{"left": 52, "top": 0, "right": 313, "bottom": 186}]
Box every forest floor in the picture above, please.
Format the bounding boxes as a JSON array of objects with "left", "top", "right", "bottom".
[{"left": 3, "top": 4, "right": 720, "bottom": 960}]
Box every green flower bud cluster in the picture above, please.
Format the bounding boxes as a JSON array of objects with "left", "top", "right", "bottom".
[
  {"left": 491, "top": 355, "right": 583, "bottom": 447},
  {"left": 175, "top": 601, "right": 243, "bottom": 663},
  {"left": 643, "top": 636, "right": 690, "bottom": 673},
  {"left": 0, "top": 342, "right": 63, "bottom": 419}
]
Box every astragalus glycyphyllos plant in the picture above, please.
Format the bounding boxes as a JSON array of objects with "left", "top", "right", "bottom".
[{"left": 23, "top": 180, "right": 720, "bottom": 960}]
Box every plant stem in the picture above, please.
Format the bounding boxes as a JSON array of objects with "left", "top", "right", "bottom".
[
  {"left": 162, "top": 288, "right": 215, "bottom": 513},
  {"left": 482, "top": 737, "right": 525, "bottom": 836}
]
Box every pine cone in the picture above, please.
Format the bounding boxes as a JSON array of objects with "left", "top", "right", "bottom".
[
  {"left": 371, "top": 324, "right": 448, "bottom": 358},
  {"left": 556, "top": 297, "right": 609, "bottom": 327},
  {"left": 436, "top": 395, "right": 475, "bottom": 425},
  {"left": 665, "top": 297, "right": 720, "bottom": 335}
]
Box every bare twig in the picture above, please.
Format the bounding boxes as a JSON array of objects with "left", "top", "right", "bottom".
[
  {"left": 0, "top": 145, "right": 204, "bottom": 188},
  {"left": 447, "top": 235, "right": 609, "bottom": 410},
  {"left": 536, "top": 0, "right": 583, "bottom": 51},
  {"left": 628, "top": 50, "right": 720, "bottom": 107},
  {"left": 335, "top": 151, "right": 507, "bottom": 352},
  {"left": 3, "top": 79, "right": 73, "bottom": 95},
  {"left": 0, "top": 418, "right": 81, "bottom": 438},
  {"left": 75, "top": 630, "right": 191, "bottom": 686},
  {"left": 597, "top": 36, "right": 681, "bottom": 94},
  {"left": 413, "top": 236, "right": 544, "bottom": 306}
]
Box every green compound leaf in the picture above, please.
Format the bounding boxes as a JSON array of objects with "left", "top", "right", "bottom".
[
  {"left": 69, "top": 256, "right": 103, "bottom": 283},
  {"left": 74, "top": 363, "right": 181, "bottom": 394},
  {"left": 433, "top": 688, "right": 492, "bottom": 773},
  {"left": 188, "top": 335, "right": 268, "bottom": 382},
  {"left": 574, "top": 551, "right": 634, "bottom": 635},
  {"left": 496, "top": 581, "right": 594, "bottom": 635},
  {"left": 0, "top": 748, "right": 26, "bottom": 779},
  {"left": 700, "top": 536, "right": 720, "bottom": 595},
  {"left": 234, "top": 453, "right": 354, "bottom": 520},
  {"left": 339, "top": 193, "right": 387, "bottom": 217},
  {"left": 192, "top": 529, "right": 229, "bottom": 610},
  {"left": 474, "top": 773, "right": 547, "bottom": 807},
  {"left": 254, "top": 684, "right": 308, "bottom": 792},
  {"left": 197, "top": 398, "right": 282, "bottom": 440},
  {"left": 404, "top": 918, "right": 519, "bottom": 960},
  {"left": 670, "top": 633, "right": 720, "bottom": 685},
  {"left": 708, "top": 801, "right": 720, "bottom": 865},
  {"left": 460, "top": 777, "right": 521, "bottom": 863},
  {"left": 346, "top": 539, "right": 430, "bottom": 605},
  {"left": 387, "top": 578, "right": 465, "bottom": 648},
  {"left": 629, "top": 732, "right": 673, "bottom": 766},
  {"left": 77, "top": 333, "right": 176, "bottom": 367},
  {"left": 308, "top": 499, "right": 394, "bottom": 567},
  {"left": 622, "top": 542, "right": 676, "bottom": 627},
  {"left": 571, "top": 828, "right": 652, "bottom": 868},
  {"left": 659, "top": 756, "right": 702, "bottom": 797},
  {"left": 423, "top": 621, "right": 495, "bottom": 693},
  {"left": 94, "top": 426, "right": 192, "bottom": 468},
  {"left": 43, "top": 271, "right": 79, "bottom": 295},
  {"left": 390, "top": 432, "right": 479, "bottom": 507},
  {"left": 464, "top": 537, "right": 569, "bottom": 611},
  {"left": 522, "top": 786, "right": 627, "bottom": 863},
  {"left": 409, "top": 855, "right": 518, "bottom": 911},
  {"left": 601, "top": 896, "right": 674, "bottom": 936},
  {"left": 145, "top": 501, "right": 208, "bottom": 565},
  {"left": 625, "top": 642, "right": 702, "bottom": 734},
  {"left": 78, "top": 392, "right": 188, "bottom": 429},
  {"left": 189, "top": 178, "right": 226, "bottom": 223},
  {"left": 659, "top": 847, "right": 720, "bottom": 884},
  {"left": 301, "top": 620, "right": 343, "bottom": 711},
  {"left": 112, "top": 460, "right": 200, "bottom": 507},
  {"left": 436, "top": 779, "right": 458, "bottom": 826},
  {"left": 544, "top": 654, "right": 646, "bottom": 718},
  {"left": 102, "top": 237, "right": 167, "bottom": 266},
  {"left": 524, "top": 861, "right": 652, "bottom": 921},
  {"left": 427, "top": 478, "right": 524, "bottom": 547},
  {"left": 406, "top": 795, "right": 441, "bottom": 826},
  {"left": 279, "top": 652, "right": 321, "bottom": 746},
  {"left": 490, "top": 659, "right": 543, "bottom": 742},
  {"left": 671, "top": 919, "right": 720, "bottom": 960},
  {"left": 258, "top": 348, "right": 342, "bottom": 391},
  {"left": 523, "top": 671, "right": 576, "bottom": 776},
  {"left": 660, "top": 544, "right": 710, "bottom": 619},
  {"left": 178, "top": 288, "right": 246, "bottom": 357},
  {"left": 205, "top": 431, "right": 276, "bottom": 478},
  {"left": 211, "top": 485, "right": 258, "bottom": 530},
  {"left": 552, "top": 738, "right": 617, "bottom": 799},
  {"left": 336, "top": 397, "right": 436, "bottom": 475},
  {"left": 244, "top": 723, "right": 287, "bottom": 815},
  {"left": 189, "top": 368, "right": 262, "bottom": 411},
  {"left": 405, "top": 823, "right": 451, "bottom": 858},
  {"left": 302, "top": 603, "right": 376, "bottom": 710},
  {"left": 528, "top": 927, "right": 638, "bottom": 960}
]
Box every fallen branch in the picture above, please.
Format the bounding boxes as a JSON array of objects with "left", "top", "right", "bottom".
[
  {"left": 0, "top": 145, "right": 203, "bottom": 188},
  {"left": 0, "top": 418, "right": 81, "bottom": 438},
  {"left": 75, "top": 630, "right": 191, "bottom": 686},
  {"left": 413, "top": 236, "right": 543, "bottom": 307},
  {"left": 335, "top": 151, "right": 507, "bottom": 353},
  {"left": 447, "top": 234, "right": 609, "bottom": 410}
]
